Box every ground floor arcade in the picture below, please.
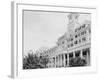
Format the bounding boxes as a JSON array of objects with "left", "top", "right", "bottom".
[{"left": 47, "top": 47, "right": 90, "bottom": 68}]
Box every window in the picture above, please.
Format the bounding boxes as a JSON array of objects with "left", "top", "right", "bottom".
[
  {"left": 68, "top": 45, "right": 70, "bottom": 48},
  {"left": 75, "top": 29, "right": 77, "bottom": 32},
  {"left": 89, "top": 29, "right": 91, "bottom": 33},
  {"left": 78, "top": 33, "right": 80, "bottom": 37},
  {"left": 70, "top": 34, "right": 72, "bottom": 37},
  {"left": 83, "top": 50, "right": 87, "bottom": 56},
  {"left": 82, "top": 24, "right": 85, "bottom": 28},
  {"left": 75, "top": 51, "right": 80, "bottom": 57},
  {"left": 75, "top": 53, "right": 80, "bottom": 57},
  {"left": 84, "top": 31, "right": 86, "bottom": 34},
  {"left": 65, "top": 54, "right": 67, "bottom": 59},
  {"left": 75, "top": 35, "right": 77, "bottom": 38},
  {"left": 82, "top": 37, "right": 86, "bottom": 41},
  {"left": 67, "top": 39, "right": 70, "bottom": 42},
  {"left": 81, "top": 32, "right": 84, "bottom": 35},
  {"left": 79, "top": 27, "right": 81, "bottom": 30},
  {"left": 81, "top": 31, "right": 86, "bottom": 35},
  {"left": 71, "top": 38, "right": 73, "bottom": 41},
  {"left": 69, "top": 53, "right": 73, "bottom": 58},
  {"left": 71, "top": 43, "right": 73, "bottom": 47},
  {"left": 74, "top": 40, "right": 78, "bottom": 44},
  {"left": 62, "top": 41, "right": 64, "bottom": 44},
  {"left": 79, "top": 39, "right": 81, "bottom": 43},
  {"left": 57, "top": 43, "right": 60, "bottom": 46}
]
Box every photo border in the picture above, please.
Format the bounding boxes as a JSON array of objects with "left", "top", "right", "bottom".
[{"left": 11, "top": 2, "right": 97, "bottom": 78}]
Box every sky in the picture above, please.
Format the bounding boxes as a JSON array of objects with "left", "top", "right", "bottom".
[{"left": 23, "top": 10, "right": 91, "bottom": 54}]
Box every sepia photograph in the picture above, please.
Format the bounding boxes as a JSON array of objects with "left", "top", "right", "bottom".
[{"left": 23, "top": 10, "right": 91, "bottom": 69}]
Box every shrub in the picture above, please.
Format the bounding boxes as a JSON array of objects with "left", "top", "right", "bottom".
[{"left": 69, "top": 57, "right": 87, "bottom": 67}]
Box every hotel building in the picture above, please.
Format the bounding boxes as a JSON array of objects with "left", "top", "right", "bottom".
[{"left": 46, "top": 13, "right": 91, "bottom": 68}]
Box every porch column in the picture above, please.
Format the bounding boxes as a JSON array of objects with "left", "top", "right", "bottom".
[
  {"left": 58, "top": 55, "right": 60, "bottom": 67},
  {"left": 59, "top": 55, "right": 61, "bottom": 67},
  {"left": 57, "top": 56, "right": 59, "bottom": 67},
  {"left": 61, "top": 54, "right": 63, "bottom": 67},
  {"left": 63, "top": 54, "right": 66, "bottom": 67},
  {"left": 55, "top": 56, "right": 56, "bottom": 68},
  {"left": 59, "top": 54, "right": 62, "bottom": 67},
  {"left": 67, "top": 54, "right": 69, "bottom": 66},
  {"left": 86, "top": 48, "right": 90, "bottom": 66},
  {"left": 80, "top": 50, "right": 83, "bottom": 59},
  {"left": 56, "top": 56, "right": 58, "bottom": 67},
  {"left": 73, "top": 52, "right": 75, "bottom": 58}
]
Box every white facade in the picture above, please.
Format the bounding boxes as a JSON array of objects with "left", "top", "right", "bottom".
[{"left": 47, "top": 13, "right": 91, "bottom": 68}]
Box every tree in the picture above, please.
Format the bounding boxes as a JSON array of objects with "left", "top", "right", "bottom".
[
  {"left": 23, "top": 53, "right": 41, "bottom": 69},
  {"left": 39, "top": 55, "right": 49, "bottom": 68},
  {"left": 23, "top": 50, "right": 49, "bottom": 69}
]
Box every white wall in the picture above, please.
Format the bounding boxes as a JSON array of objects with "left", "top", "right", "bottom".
[{"left": 0, "top": 0, "right": 100, "bottom": 80}]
